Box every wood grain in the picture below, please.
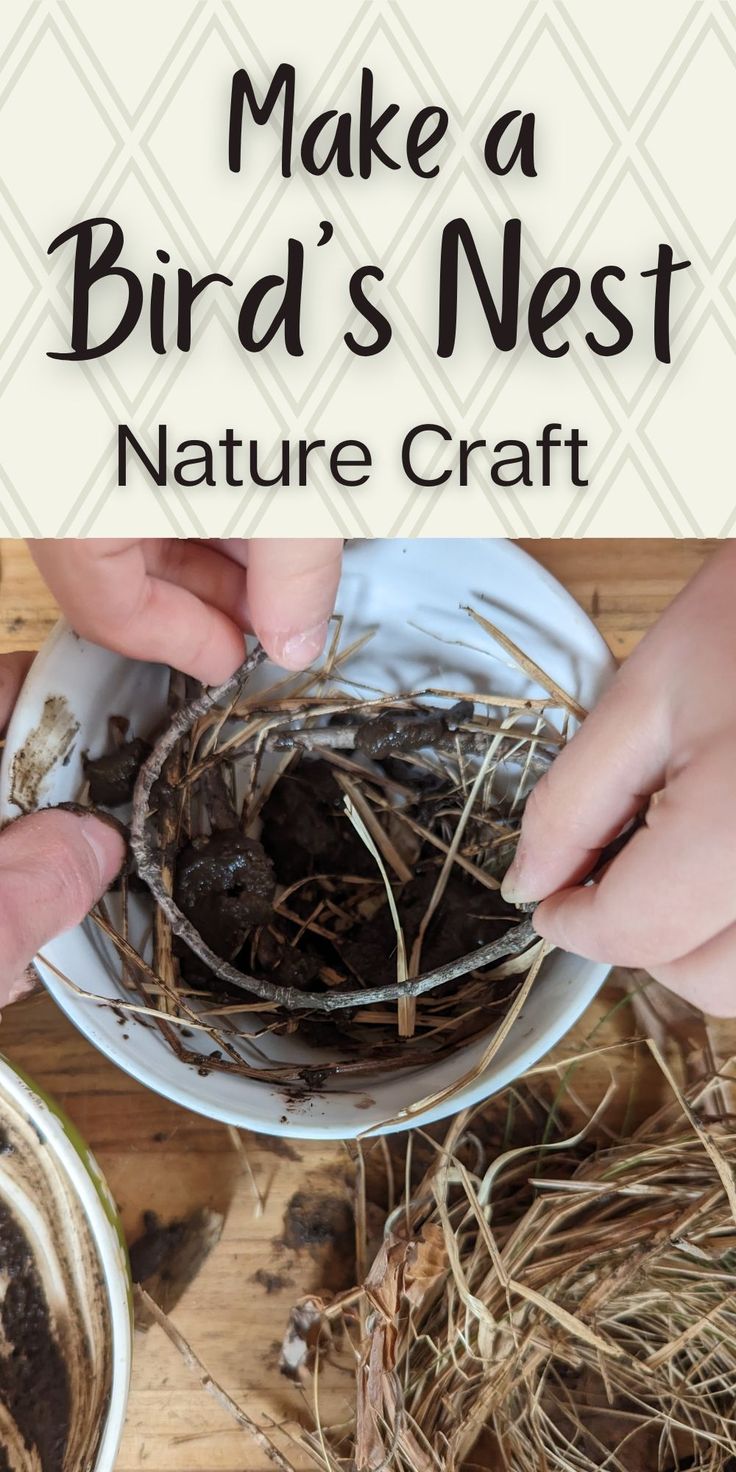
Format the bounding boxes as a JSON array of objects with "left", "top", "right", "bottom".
[
  {"left": 0, "top": 538, "right": 725, "bottom": 1470},
  {"left": 517, "top": 538, "right": 717, "bottom": 658}
]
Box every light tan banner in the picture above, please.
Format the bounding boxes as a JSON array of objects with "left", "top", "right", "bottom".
[{"left": 0, "top": 0, "right": 734, "bottom": 537}]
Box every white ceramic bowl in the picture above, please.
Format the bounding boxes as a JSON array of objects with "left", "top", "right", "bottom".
[
  {"left": 0, "top": 1054, "right": 131, "bottom": 1469},
  {"left": 0, "top": 540, "right": 614, "bottom": 1139}
]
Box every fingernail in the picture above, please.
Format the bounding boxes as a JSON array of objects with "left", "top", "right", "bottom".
[
  {"left": 273, "top": 621, "right": 329, "bottom": 671},
  {"left": 79, "top": 815, "right": 127, "bottom": 888},
  {"left": 501, "top": 853, "right": 534, "bottom": 905}
]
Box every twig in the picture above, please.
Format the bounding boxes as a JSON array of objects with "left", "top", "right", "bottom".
[
  {"left": 134, "top": 1286, "right": 296, "bottom": 1472},
  {"left": 181, "top": 716, "right": 555, "bottom": 778},
  {"left": 153, "top": 669, "right": 186, "bottom": 1013}
]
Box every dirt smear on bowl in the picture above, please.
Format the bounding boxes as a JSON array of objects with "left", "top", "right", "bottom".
[
  {"left": 0, "top": 1201, "right": 71, "bottom": 1471},
  {"left": 9, "top": 695, "right": 80, "bottom": 814}
]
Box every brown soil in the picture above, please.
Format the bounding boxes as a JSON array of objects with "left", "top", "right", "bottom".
[
  {"left": 172, "top": 757, "right": 518, "bottom": 1022},
  {"left": 252, "top": 1268, "right": 294, "bottom": 1295},
  {"left": 282, "top": 1189, "right": 356, "bottom": 1293},
  {"left": 0, "top": 1203, "right": 71, "bottom": 1472}
]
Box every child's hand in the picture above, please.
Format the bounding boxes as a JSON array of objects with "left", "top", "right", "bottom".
[
  {"left": 30, "top": 538, "right": 343, "bottom": 684},
  {"left": 0, "top": 653, "right": 124, "bottom": 1006},
  {"left": 502, "top": 542, "right": 736, "bottom": 1017}
]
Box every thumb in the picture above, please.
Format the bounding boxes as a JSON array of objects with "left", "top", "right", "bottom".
[
  {"left": 501, "top": 667, "right": 669, "bottom": 905},
  {"left": 246, "top": 539, "right": 343, "bottom": 670},
  {"left": 0, "top": 810, "right": 125, "bottom": 1004}
]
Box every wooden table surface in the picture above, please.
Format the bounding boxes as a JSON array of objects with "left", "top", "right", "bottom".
[{"left": 0, "top": 538, "right": 724, "bottom": 1471}]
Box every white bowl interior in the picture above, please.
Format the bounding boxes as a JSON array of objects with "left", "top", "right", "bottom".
[{"left": 0, "top": 540, "right": 614, "bottom": 1138}]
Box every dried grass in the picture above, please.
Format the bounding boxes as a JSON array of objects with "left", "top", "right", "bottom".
[
  {"left": 128, "top": 1002, "right": 736, "bottom": 1472},
  {"left": 282, "top": 1052, "right": 736, "bottom": 1471}
]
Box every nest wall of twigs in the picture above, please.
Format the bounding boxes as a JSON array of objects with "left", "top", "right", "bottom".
[{"left": 56, "top": 608, "right": 586, "bottom": 1104}]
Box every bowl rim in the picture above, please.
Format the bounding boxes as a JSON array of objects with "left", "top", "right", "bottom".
[
  {"left": 0, "top": 1052, "right": 132, "bottom": 1470},
  {"left": 33, "top": 950, "right": 612, "bottom": 1140}
]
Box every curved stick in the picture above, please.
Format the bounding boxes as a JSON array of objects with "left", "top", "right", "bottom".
[{"left": 129, "top": 648, "right": 539, "bottom": 1013}]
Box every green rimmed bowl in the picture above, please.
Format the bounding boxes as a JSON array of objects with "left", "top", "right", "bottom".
[{"left": 0, "top": 1053, "right": 132, "bottom": 1470}]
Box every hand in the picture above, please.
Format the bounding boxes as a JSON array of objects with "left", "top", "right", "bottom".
[
  {"left": 501, "top": 542, "right": 736, "bottom": 1017},
  {"left": 0, "top": 653, "right": 124, "bottom": 1008},
  {"left": 29, "top": 538, "right": 344, "bottom": 685}
]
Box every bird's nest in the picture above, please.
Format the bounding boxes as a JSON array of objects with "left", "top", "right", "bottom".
[{"left": 53, "top": 609, "right": 585, "bottom": 1099}]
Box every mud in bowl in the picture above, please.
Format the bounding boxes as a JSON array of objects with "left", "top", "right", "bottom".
[
  {"left": 0, "top": 1057, "right": 131, "bottom": 1470},
  {"left": 0, "top": 542, "right": 614, "bottom": 1139}
]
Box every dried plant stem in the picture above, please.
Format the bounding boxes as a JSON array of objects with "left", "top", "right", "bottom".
[
  {"left": 134, "top": 1286, "right": 295, "bottom": 1472},
  {"left": 289, "top": 1061, "right": 736, "bottom": 1472},
  {"left": 343, "top": 794, "right": 409, "bottom": 1032},
  {"left": 153, "top": 671, "right": 186, "bottom": 1014},
  {"left": 646, "top": 1037, "right": 736, "bottom": 1225},
  {"left": 366, "top": 789, "right": 501, "bottom": 893},
  {"left": 464, "top": 605, "right": 588, "bottom": 722},
  {"left": 182, "top": 715, "right": 554, "bottom": 784},
  {"left": 334, "top": 769, "right": 413, "bottom": 884},
  {"left": 227, "top": 1125, "right": 265, "bottom": 1216},
  {"left": 408, "top": 735, "right": 509, "bottom": 1025},
  {"left": 386, "top": 941, "right": 549, "bottom": 1127}
]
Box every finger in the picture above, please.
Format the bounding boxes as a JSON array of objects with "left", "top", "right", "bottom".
[
  {"left": 0, "top": 651, "right": 34, "bottom": 730},
  {"left": 126, "top": 579, "right": 248, "bottom": 683},
  {"left": 0, "top": 810, "right": 125, "bottom": 1005},
  {"left": 30, "top": 540, "right": 247, "bottom": 685},
  {"left": 4, "top": 967, "right": 39, "bottom": 1008},
  {"left": 246, "top": 539, "right": 343, "bottom": 670},
  {"left": 33, "top": 538, "right": 251, "bottom": 626},
  {"left": 501, "top": 666, "right": 669, "bottom": 905},
  {"left": 651, "top": 923, "right": 736, "bottom": 1019},
  {"left": 532, "top": 742, "right": 736, "bottom": 967},
  {"left": 144, "top": 540, "right": 251, "bottom": 629},
  {"left": 201, "top": 538, "right": 249, "bottom": 569}
]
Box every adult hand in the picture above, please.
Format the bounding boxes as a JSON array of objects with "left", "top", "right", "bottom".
[
  {"left": 502, "top": 542, "right": 736, "bottom": 1017},
  {"left": 0, "top": 652, "right": 124, "bottom": 1008},
  {"left": 30, "top": 538, "right": 344, "bottom": 685}
]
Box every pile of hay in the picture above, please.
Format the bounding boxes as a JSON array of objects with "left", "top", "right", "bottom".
[{"left": 286, "top": 1060, "right": 736, "bottom": 1471}]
